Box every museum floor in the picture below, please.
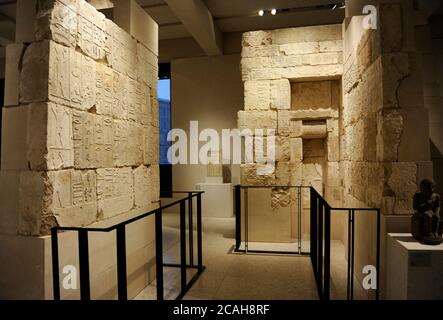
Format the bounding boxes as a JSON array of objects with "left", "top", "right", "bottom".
[{"left": 134, "top": 213, "right": 355, "bottom": 300}]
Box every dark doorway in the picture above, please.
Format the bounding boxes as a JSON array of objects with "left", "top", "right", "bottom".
[
  {"left": 158, "top": 63, "right": 172, "bottom": 198},
  {"left": 0, "top": 78, "right": 4, "bottom": 166}
]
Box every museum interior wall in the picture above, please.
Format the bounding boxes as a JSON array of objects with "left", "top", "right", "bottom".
[
  {"left": 0, "top": 0, "right": 160, "bottom": 299},
  {"left": 171, "top": 54, "right": 244, "bottom": 192}
]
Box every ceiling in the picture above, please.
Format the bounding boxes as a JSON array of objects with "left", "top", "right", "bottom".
[{"left": 0, "top": 0, "right": 442, "bottom": 58}]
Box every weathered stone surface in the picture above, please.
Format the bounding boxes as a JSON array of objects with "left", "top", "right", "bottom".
[
  {"left": 28, "top": 102, "right": 74, "bottom": 170},
  {"left": 95, "top": 63, "right": 114, "bottom": 116},
  {"left": 381, "top": 53, "right": 410, "bottom": 109},
  {"left": 240, "top": 164, "right": 276, "bottom": 186},
  {"left": 48, "top": 41, "right": 71, "bottom": 105},
  {"left": 48, "top": 169, "right": 98, "bottom": 227},
  {"left": 73, "top": 111, "right": 114, "bottom": 169},
  {"left": 1, "top": 105, "right": 29, "bottom": 170},
  {"left": 385, "top": 162, "right": 417, "bottom": 214},
  {"left": 283, "top": 64, "right": 343, "bottom": 79},
  {"left": 290, "top": 120, "right": 303, "bottom": 138},
  {"left": 242, "top": 31, "right": 272, "bottom": 47},
  {"left": 327, "top": 136, "right": 340, "bottom": 162},
  {"left": 97, "top": 167, "right": 134, "bottom": 219},
  {"left": 276, "top": 162, "right": 291, "bottom": 186},
  {"left": 377, "top": 109, "right": 403, "bottom": 162},
  {"left": 326, "top": 162, "right": 341, "bottom": 187},
  {"left": 290, "top": 138, "right": 303, "bottom": 162},
  {"left": 279, "top": 42, "right": 319, "bottom": 55},
  {"left": 277, "top": 110, "right": 291, "bottom": 136},
  {"left": 238, "top": 111, "right": 277, "bottom": 131},
  {"left": 309, "top": 52, "right": 342, "bottom": 65},
  {"left": 292, "top": 81, "right": 332, "bottom": 110},
  {"left": 319, "top": 40, "right": 343, "bottom": 53},
  {"left": 113, "top": 120, "right": 144, "bottom": 167},
  {"left": 275, "top": 137, "right": 290, "bottom": 162},
  {"left": 143, "top": 125, "right": 159, "bottom": 165},
  {"left": 303, "top": 139, "right": 324, "bottom": 158},
  {"left": 133, "top": 166, "right": 150, "bottom": 208},
  {"left": 302, "top": 123, "right": 328, "bottom": 140},
  {"left": 270, "top": 79, "right": 291, "bottom": 110},
  {"left": 272, "top": 25, "right": 342, "bottom": 44},
  {"left": 149, "top": 165, "right": 160, "bottom": 203},
  {"left": 4, "top": 44, "right": 26, "bottom": 107},
  {"left": 36, "top": 0, "right": 78, "bottom": 47},
  {"left": 20, "top": 41, "right": 50, "bottom": 103},
  {"left": 244, "top": 80, "right": 270, "bottom": 110},
  {"left": 271, "top": 188, "right": 291, "bottom": 209},
  {"left": 290, "top": 162, "right": 303, "bottom": 185},
  {"left": 70, "top": 49, "right": 97, "bottom": 110},
  {"left": 241, "top": 45, "right": 280, "bottom": 58}
]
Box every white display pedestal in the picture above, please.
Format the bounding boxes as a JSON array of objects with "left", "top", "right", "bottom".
[
  {"left": 386, "top": 233, "right": 443, "bottom": 300},
  {"left": 195, "top": 183, "right": 233, "bottom": 218}
]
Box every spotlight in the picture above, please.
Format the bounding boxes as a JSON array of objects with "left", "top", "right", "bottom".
[
  {"left": 340, "top": 2, "right": 346, "bottom": 9},
  {"left": 258, "top": 9, "right": 264, "bottom": 16},
  {"left": 332, "top": 4, "right": 337, "bottom": 10},
  {"left": 271, "top": 8, "right": 277, "bottom": 15}
]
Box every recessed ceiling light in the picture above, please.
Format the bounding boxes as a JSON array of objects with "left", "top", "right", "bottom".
[
  {"left": 258, "top": 9, "right": 264, "bottom": 16},
  {"left": 332, "top": 4, "right": 337, "bottom": 10},
  {"left": 271, "top": 9, "right": 277, "bottom": 15}
]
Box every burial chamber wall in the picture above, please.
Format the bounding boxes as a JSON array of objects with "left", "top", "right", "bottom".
[{"left": 1, "top": 0, "right": 160, "bottom": 237}]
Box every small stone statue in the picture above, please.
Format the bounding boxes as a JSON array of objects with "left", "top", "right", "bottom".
[{"left": 411, "top": 179, "right": 442, "bottom": 245}]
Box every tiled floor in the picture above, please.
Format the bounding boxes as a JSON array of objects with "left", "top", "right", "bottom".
[{"left": 135, "top": 213, "right": 319, "bottom": 300}]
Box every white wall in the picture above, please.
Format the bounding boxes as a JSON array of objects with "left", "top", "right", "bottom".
[{"left": 171, "top": 54, "right": 244, "bottom": 191}]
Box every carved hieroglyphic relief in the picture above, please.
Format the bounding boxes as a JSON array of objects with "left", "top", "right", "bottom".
[
  {"left": 73, "top": 111, "right": 113, "bottom": 168},
  {"left": 70, "top": 50, "right": 97, "bottom": 110},
  {"left": 97, "top": 167, "right": 134, "bottom": 218},
  {"left": 96, "top": 63, "right": 114, "bottom": 116},
  {"left": 49, "top": 42, "right": 70, "bottom": 105},
  {"left": 134, "top": 166, "right": 151, "bottom": 208}
]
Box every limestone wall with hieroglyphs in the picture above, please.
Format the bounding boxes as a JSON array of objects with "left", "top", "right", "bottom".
[{"left": 1, "top": 0, "right": 159, "bottom": 236}]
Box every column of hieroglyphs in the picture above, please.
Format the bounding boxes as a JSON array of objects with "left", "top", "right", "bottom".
[{"left": 0, "top": 0, "right": 159, "bottom": 236}]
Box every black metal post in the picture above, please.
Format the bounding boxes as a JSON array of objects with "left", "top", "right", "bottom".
[
  {"left": 351, "top": 210, "right": 355, "bottom": 300},
  {"left": 317, "top": 200, "right": 324, "bottom": 299},
  {"left": 116, "top": 226, "right": 128, "bottom": 301},
  {"left": 376, "top": 209, "right": 381, "bottom": 301},
  {"left": 324, "top": 205, "right": 331, "bottom": 300},
  {"left": 78, "top": 229, "right": 91, "bottom": 301},
  {"left": 197, "top": 193, "right": 203, "bottom": 273},
  {"left": 245, "top": 188, "right": 249, "bottom": 253},
  {"left": 347, "top": 209, "right": 352, "bottom": 300},
  {"left": 310, "top": 188, "right": 318, "bottom": 278},
  {"left": 180, "top": 200, "right": 187, "bottom": 293},
  {"left": 235, "top": 185, "right": 241, "bottom": 251},
  {"left": 51, "top": 228, "right": 60, "bottom": 301},
  {"left": 155, "top": 209, "right": 164, "bottom": 301},
  {"left": 188, "top": 192, "right": 194, "bottom": 267}
]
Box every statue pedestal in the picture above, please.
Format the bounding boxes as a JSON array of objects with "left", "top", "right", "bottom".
[
  {"left": 386, "top": 233, "right": 443, "bottom": 300},
  {"left": 195, "top": 183, "right": 233, "bottom": 218}
]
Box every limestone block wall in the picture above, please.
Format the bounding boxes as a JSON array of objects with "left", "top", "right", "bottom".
[
  {"left": 239, "top": 25, "right": 343, "bottom": 242},
  {"left": 1, "top": 0, "right": 159, "bottom": 237},
  {"left": 342, "top": 1, "right": 434, "bottom": 298}
]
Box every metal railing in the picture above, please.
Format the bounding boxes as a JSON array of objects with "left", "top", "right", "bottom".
[
  {"left": 51, "top": 191, "right": 205, "bottom": 301},
  {"left": 234, "top": 185, "right": 380, "bottom": 301}
]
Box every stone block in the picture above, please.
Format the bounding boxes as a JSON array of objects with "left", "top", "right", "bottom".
[
  {"left": 28, "top": 102, "right": 74, "bottom": 170},
  {"left": 326, "top": 162, "right": 341, "bottom": 187},
  {"left": 0, "top": 172, "right": 21, "bottom": 235},
  {"left": 290, "top": 120, "right": 303, "bottom": 138},
  {"left": 303, "top": 139, "right": 324, "bottom": 158},
  {"left": 276, "top": 162, "right": 291, "bottom": 186},
  {"left": 270, "top": 79, "right": 291, "bottom": 110},
  {"left": 291, "top": 109, "right": 339, "bottom": 120},
  {"left": 377, "top": 109, "right": 403, "bottom": 162},
  {"left": 302, "top": 123, "right": 328, "bottom": 140},
  {"left": 149, "top": 165, "right": 160, "bottom": 203},
  {"left": 397, "top": 53, "right": 424, "bottom": 109},
  {"left": 48, "top": 169, "right": 98, "bottom": 227},
  {"left": 327, "top": 118, "right": 339, "bottom": 137},
  {"left": 18, "top": 171, "right": 54, "bottom": 236},
  {"left": 327, "top": 136, "right": 340, "bottom": 162},
  {"left": 292, "top": 81, "right": 332, "bottom": 110},
  {"left": 116, "top": 120, "right": 144, "bottom": 167},
  {"left": 319, "top": 40, "right": 343, "bottom": 53},
  {"left": 242, "top": 31, "right": 272, "bottom": 47},
  {"left": 398, "top": 108, "right": 430, "bottom": 162},
  {"left": 95, "top": 63, "right": 114, "bottom": 116},
  {"left": 270, "top": 55, "right": 305, "bottom": 68},
  {"left": 143, "top": 125, "right": 159, "bottom": 165},
  {"left": 283, "top": 64, "right": 343, "bottom": 80},
  {"left": 275, "top": 136, "right": 290, "bottom": 162},
  {"left": 279, "top": 42, "right": 319, "bottom": 55},
  {"left": 290, "top": 138, "right": 303, "bottom": 162},
  {"left": 73, "top": 111, "right": 114, "bottom": 169},
  {"left": 241, "top": 45, "right": 280, "bottom": 58},
  {"left": 241, "top": 57, "right": 272, "bottom": 70},
  {"left": 309, "top": 52, "right": 342, "bottom": 65},
  {"left": 272, "top": 25, "right": 342, "bottom": 44},
  {"left": 290, "top": 162, "right": 303, "bottom": 186},
  {"left": 381, "top": 53, "right": 410, "bottom": 109},
  {"left": 1, "top": 105, "right": 29, "bottom": 170},
  {"left": 244, "top": 80, "right": 270, "bottom": 110},
  {"left": 133, "top": 166, "right": 151, "bottom": 208},
  {"left": 48, "top": 41, "right": 71, "bottom": 106},
  {"left": 4, "top": 44, "right": 26, "bottom": 107},
  {"left": 238, "top": 111, "right": 277, "bottom": 131},
  {"left": 240, "top": 164, "right": 276, "bottom": 186},
  {"left": 70, "top": 49, "right": 97, "bottom": 111},
  {"left": 20, "top": 41, "right": 50, "bottom": 104},
  {"left": 97, "top": 167, "right": 134, "bottom": 219},
  {"left": 36, "top": 0, "right": 78, "bottom": 48},
  {"left": 385, "top": 162, "right": 417, "bottom": 215},
  {"left": 254, "top": 136, "right": 275, "bottom": 164},
  {"left": 277, "top": 110, "right": 291, "bottom": 136}
]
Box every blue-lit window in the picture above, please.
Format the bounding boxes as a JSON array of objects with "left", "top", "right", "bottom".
[{"left": 158, "top": 79, "right": 171, "bottom": 165}]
